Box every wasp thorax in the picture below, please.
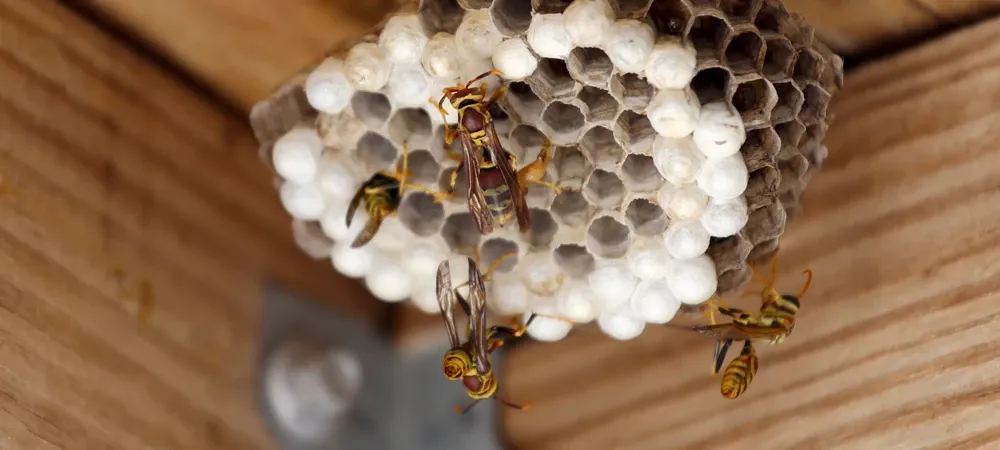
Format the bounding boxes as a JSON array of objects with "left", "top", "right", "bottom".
[
  {"left": 443, "top": 349, "right": 473, "bottom": 380},
  {"left": 463, "top": 371, "right": 497, "bottom": 398}
]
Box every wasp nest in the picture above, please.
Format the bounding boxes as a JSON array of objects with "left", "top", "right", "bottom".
[{"left": 250, "top": 0, "right": 842, "bottom": 342}]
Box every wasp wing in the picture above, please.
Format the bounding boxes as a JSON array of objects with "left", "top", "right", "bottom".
[
  {"left": 345, "top": 182, "right": 366, "bottom": 228},
  {"left": 436, "top": 260, "right": 462, "bottom": 349},
  {"left": 485, "top": 122, "right": 530, "bottom": 233},
  {"left": 690, "top": 322, "right": 786, "bottom": 342},
  {"left": 712, "top": 339, "right": 734, "bottom": 374},
  {"left": 466, "top": 257, "right": 491, "bottom": 374},
  {"left": 459, "top": 132, "right": 494, "bottom": 235},
  {"left": 350, "top": 216, "right": 383, "bottom": 248}
]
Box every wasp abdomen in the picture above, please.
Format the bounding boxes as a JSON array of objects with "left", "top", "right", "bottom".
[
  {"left": 479, "top": 168, "right": 514, "bottom": 225},
  {"left": 721, "top": 340, "right": 758, "bottom": 399}
]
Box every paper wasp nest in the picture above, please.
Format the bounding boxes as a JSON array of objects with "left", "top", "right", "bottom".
[{"left": 250, "top": 0, "right": 842, "bottom": 342}]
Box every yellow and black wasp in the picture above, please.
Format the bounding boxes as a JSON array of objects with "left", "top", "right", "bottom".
[
  {"left": 430, "top": 70, "right": 561, "bottom": 235},
  {"left": 346, "top": 141, "right": 451, "bottom": 248},
  {"left": 675, "top": 256, "right": 813, "bottom": 399}
]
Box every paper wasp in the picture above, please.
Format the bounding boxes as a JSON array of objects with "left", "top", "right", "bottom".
[
  {"left": 436, "top": 250, "right": 572, "bottom": 414},
  {"left": 346, "top": 141, "right": 451, "bottom": 248},
  {"left": 673, "top": 256, "right": 813, "bottom": 399},
  {"left": 429, "top": 70, "right": 561, "bottom": 236}
]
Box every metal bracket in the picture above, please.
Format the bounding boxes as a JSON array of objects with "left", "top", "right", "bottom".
[{"left": 256, "top": 286, "right": 504, "bottom": 450}]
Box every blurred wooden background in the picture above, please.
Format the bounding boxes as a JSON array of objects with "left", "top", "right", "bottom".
[{"left": 3, "top": 0, "right": 1000, "bottom": 448}]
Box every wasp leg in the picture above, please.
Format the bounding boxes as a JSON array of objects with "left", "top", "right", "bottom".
[
  {"left": 517, "top": 140, "right": 562, "bottom": 194},
  {"left": 484, "top": 83, "right": 508, "bottom": 106},
  {"left": 798, "top": 269, "right": 814, "bottom": 298},
  {"left": 497, "top": 396, "right": 532, "bottom": 411},
  {"left": 448, "top": 158, "right": 466, "bottom": 193},
  {"left": 465, "top": 69, "right": 504, "bottom": 89},
  {"left": 454, "top": 250, "right": 516, "bottom": 294},
  {"left": 453, "top": 400, "right": 482, "bottom": 415}
]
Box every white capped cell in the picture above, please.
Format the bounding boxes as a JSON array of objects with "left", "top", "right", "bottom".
[
  {"left": 387, "top": 64, "right": 431, "bottom": 108},
  {"left": 697, "top": 152, "right": 749, "bottom": 200},
  {"left": 563, "top": 0, "right": 615, "bottom": 48},
  {"left": 402, "top": 239, "right": 450, "bottom": 279},
  {"left": 630, "top": 279, "right": 680, "bottom": 324},
  {"left": 647, "top": 87, "right": 701, "bottom": 138},
  {"left": 645, "top": 37, "right": 697, "bottom": 90},
  {"left": 588, "top": 259, "right": 639, "bottom": 309},
  {"left": 663, "top": 220, "right": 711, "bottom": 260},
  {"left": 422, "top": 33, "right": 461, "bottom": 80},
  {"left": 556, "top": 283, "right": 600, "bottom": 323},
  {"left": 601, "top": 20, "right": 655, "bottom": 74},
  {"left": 273, "top": 126, "right": 324, "bottom": 184},
  {"left": 331, "top": 241, "right": 374, "bottom": 279},
  {"left": 365, "top": 254, "right": 412, "bottom": 302},
  {"left": 493, "top": 38, "right": 539, "bottom": 81},
  {"left": 519, "top": 252, "right": 565, "bottom": 296},
  {"left": 345, "top": 42, "right": 390, "bottom": 92},
  {"left": 490, "top": 272, "right": 531, "bottom": 316},
  {"left": 701, "top": 196, "right": 750, "bottom": 238},
  {"left": 280, "top": 181, "right": 327, "bottom": 221},
  {"left": 315, "top": 156, "right": 358, "bottom": 201},
  {"left": 652, "top": 135, "right": 706, "bottom": 185},
  {"left": 455, "top": 10, "right": 504, "bottom": 60},
  {"left": 665, "top": 254, "right": 718, "bottom": 305},
  {"left": 526, "top": 14, "right": 574, "bottom": 60},
  {"left": 661, "top": 183, "right": 709, "bottom": 221},
  {"left": 693, "top": 102, "right": 747, "bottom": 159},
  {"left": 627, "top": 239, "right": 673, "bottom": 281},
  {"left": 305, "top": 58, "right": 353, "bottom": 115},
  {"left": 378, "top": 15, "right": 429, "bottom": 64},
  {"left": 597, "top": 303, "right": 646, "bottom": 340}
]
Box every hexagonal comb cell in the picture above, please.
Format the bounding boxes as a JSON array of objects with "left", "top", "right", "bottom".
[
  {"left": 541, "top": 101, "right": 587, "bottom": 145},
  {"left": 583, "top": 169, "right": 626, "bottom": 209},
  {"left": 578, "top": 86, "right": 620, "bottom": 123},
  {"left": 491, "top": 0, "right": 533, "bottom": 37},
  {"left": 770, "top": 80, "right": 804, "bottom": 123},
  {"left": 747, "top": 236, "right": 779, "bottom": 266},
  {"left": 501, "top": 81, "right": 545, "bottom": 124},
  {"left": 762, "top": 36, "right": 795, "bottom": 79},
  {"left": 745, "top": 200, "right": 786, "bottom": 245},
  {"left": 616, "top": 0, "right": 655, "bottom": 19},
  {"left": 731, "top": 75, "right": 775, "bottom": 125},
  {"left": 405, "top": 150, "right": 443, "bottom": 185},
  {"left": 625, "top": 198, "right": 669, "bottom": 237},
  {"left": 648, "top": 0, "right": 692, "bottom": 35},
  {"left": 552, "top": 146, "right": 592, "bottom": 191},
  {"left": 580, "top": 126, "right": 626, "bottom": 169},
  {"left": 778, "top": 152, "right": 809, "bottom": 182},
  {"left": 419, "top": 0, "right": 465, "bottom": 34},
  {"left": 621, "top": 154, "right": 665, "bottom": 193},
  {"left": 481, "top": 237, "right": 521, "bottom": 272},
  {"left": 724, "top": 27, "right": 765, "bottom": 74},
  {"left": 507, "top": 124, "right": 545, "bottom": 161},
  {"left": 553, "top": 243, "right": 596, "bottom": 277},
  {"left": 754, "top": 0, "right": 788, "bottom": 34},
  {"left": 690, "top": 66, "right": 732, "bottom": 105},
  {"left": 568, "top": 48, "right": 615, "bottom": 88},
  {"left": 688, "top": 14, "right": 731, "bottom": 60},
  {"left": 526, "top": 208, "right": 559, "bottom": 250},
  {"left": 355, "top": 132, "right": 398, "bottom": 172},
  {"left": 551, "top": 190, "right": 594, "bottom": 227},
  {"left": 799, "top": 83, "right": 830, "bottom": 125},
  {"left": 438, "top": 165, "right": 468, "bottom": 203},
  {"left": 398, "top": 192, "right": 446, "bottom": 236},
  {"left": 458, "top": 0, "right": 492, "bottom": 9},
  {"left": 527, "top": 58, "right": 580, "bottom": 103},
  {"left": 793, "top": 48, "right": 824, "bottom": 83},
  {"left": 430, "top": 124, "right": 465, "bottom": 163},
  {"left": 717, "top": 263, "right": 751, "bottom": 293},
  {"left": 775, "top": 120, "right": 805, "bottom": 151},
  {"left": 744, "top": 165, "right": 780, "bottom": 210},
  {"left": 719, "top": 0, "right": 761, "bottom": 23},
  {"left": 707, "top": 234, "right": 753, "bottom": 273},
  {"left": 587, "top": 216, "right": 631, "bottom": 258},
  {"left": 532, "top": 0, "right": 573, "bottom": 13},
  {"left": 441, "top": 212, "right": 483, "bottom": 253},
  {"left": 388, "top": 108, "right": 433, "bottom": 147},
  {"left": 741, "top": 127, "right": 780, "bottom": 172},
  {"left": 351, "top": 91, "right": 392, "bottom": 129},
  {"left": 610, "top": 73, "right": 655, "bottom": 112},
  {"left": 615, "top": 110, "right": 656, "bottom": 153}
]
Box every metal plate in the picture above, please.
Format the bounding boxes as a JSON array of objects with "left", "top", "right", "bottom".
[{"left": 257, "top": 286, "right": 503, "bottom": 450}]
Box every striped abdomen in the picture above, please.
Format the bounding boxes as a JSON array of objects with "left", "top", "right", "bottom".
[
  {"left": 478, "top": 167, "right": 513, "bottom": 226},
  {"left": 721, "top": 340, "right": 758, "bottom": 399}
]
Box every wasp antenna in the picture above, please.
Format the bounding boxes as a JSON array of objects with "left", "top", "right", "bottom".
[
  {"left": 482, "top": 251, "right": 517, "bottom": 281},
  {"left": 498, "top": 396, "right": 531, "bottom": 411},
  {"left": 770, "top": 255, "right": 779, "bottom": 285},
  {"left": 798, "top": 269, "right": 814, "bottom": 299},
  {"left": 749, "top": 262, "right": 771, "bottom": 289},
  {"left": 455, "top": 400, "right": 480, "bottom": 415}
]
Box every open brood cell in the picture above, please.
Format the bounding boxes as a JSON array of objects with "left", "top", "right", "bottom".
[{"left": 251, "top": 0, "right": 842, "bottom": 342}]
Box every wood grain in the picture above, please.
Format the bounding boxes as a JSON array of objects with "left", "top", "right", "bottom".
[
  {"left": 0, "top": 1, "right": 381, "bottom": 448},
  {"left": 80, "top": 0, "right": 394, "bottom": 111},
  {"left": 500, "top": 14, "right": 1000, "bottom": 450},
  {"left": 782, "top": 0, "right": 939, "bottom": 53}
]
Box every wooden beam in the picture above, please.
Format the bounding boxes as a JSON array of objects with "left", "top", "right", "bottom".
[
  {"left": 0, "top": 1, "right": 382, "bottom": 447},
  {"left": 500, "top": 14, "right": 1000, "bottom": 449},
  {"left": 80, "top": 0, "right": 394, "bottom": 112}
]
